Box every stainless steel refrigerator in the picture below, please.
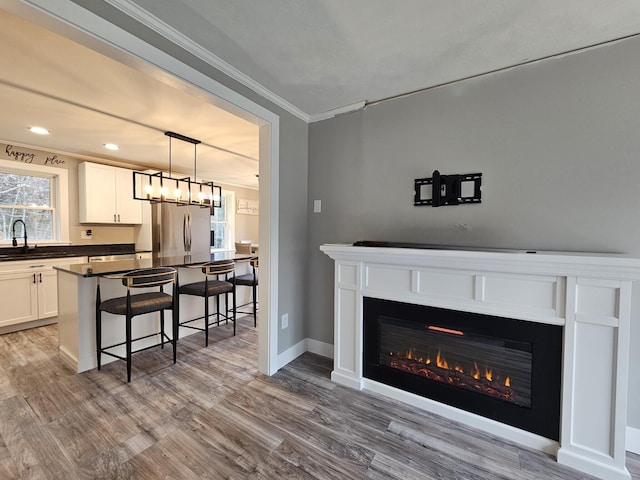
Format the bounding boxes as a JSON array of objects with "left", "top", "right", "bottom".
[{"left": 151, "top": 203, "right": 211, "bottom": 257}]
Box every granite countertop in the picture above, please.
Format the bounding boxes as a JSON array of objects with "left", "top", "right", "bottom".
[
  {"left": 0, "top": 243, "right": 147, "bottom": 262},
  {"left": 54, "top": 251, "right": 255, "bottom": 277}
]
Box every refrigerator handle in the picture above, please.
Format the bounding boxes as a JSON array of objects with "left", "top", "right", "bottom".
[{"left": 183, "top": 211, "right": 192, "bottom": 253}]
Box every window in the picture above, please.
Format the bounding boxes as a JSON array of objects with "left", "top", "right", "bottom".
[
  {"left": 0, "top": 172, "right": 53, "bottom": 241},
  {"left": 210, "top": 190, "right": 235, "bottom": 251},
  {"left": 0, "top": 159, "right": 69, "bottom": 244}
]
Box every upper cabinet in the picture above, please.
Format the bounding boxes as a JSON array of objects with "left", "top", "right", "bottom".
[{"left": 78, "top": 162, "right": 143, "bottom": 224}]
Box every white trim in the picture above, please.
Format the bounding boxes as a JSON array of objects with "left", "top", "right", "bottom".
[
  {"left": 309, "top": 101, "right": 367, "bottom": 123},
  {"left": 259, "top": 122, "right": 279, "bottom": 375},
  {"left": 275, "top": 338, "right": 334, "bottom": 369},
  {"left": 57, "top": 344, "right": 78, "bottom": 372},
  {"left": 0, "top": 158, "right": 69, "bottom": 244},
  {"left": 306, "top": 338, "right": 334, "bottom": 359},
  {"left": 103, "top": 0, "right": 310, "bottom": 123},
  {"left": 277, "top": 338, "right": 308, "bottom": 370},
  {"left": 627, "top": 426, "right": 640, "bottom": 454},
  {"left": 16, "top": 0, "right": 280, "bottom": 377}
]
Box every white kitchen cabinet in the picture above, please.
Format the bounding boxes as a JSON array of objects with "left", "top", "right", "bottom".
[
  {"left": 0, "top": 257, "right": 87, "bottom": 331},
  {"left": 79, "top": 162, "right": 142, "bottom": 224},
  {"left": 0, "top": 270, "right": 39, "bottom": 326}
]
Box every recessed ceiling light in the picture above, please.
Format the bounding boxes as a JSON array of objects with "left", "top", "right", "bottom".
[
  {"left": 103, "top": 143, "right": 119, "bottom": 151},
  {"left": 29, "top": 126, "right": 50, "bottom": 135}
]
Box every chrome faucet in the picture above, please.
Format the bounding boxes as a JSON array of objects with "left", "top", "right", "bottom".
[{"left": 11, "top": 219, "right": 28, "bottom": 253}]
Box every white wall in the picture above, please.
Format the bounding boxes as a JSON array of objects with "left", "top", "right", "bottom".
[
  {"left": 216, "top": 182, "right": 259, "bottom": 244},
  {"left": 308, "top": 36, "right": 640, "bottom": 428}
]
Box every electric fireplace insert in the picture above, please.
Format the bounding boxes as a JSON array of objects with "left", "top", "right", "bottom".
[{"left": 363, "top": 297, "right": 562, "bottom": 440}]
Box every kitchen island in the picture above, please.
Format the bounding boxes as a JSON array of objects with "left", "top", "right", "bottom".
[{"left": 55, "top": 252, "right": 254, "bottom": 373}]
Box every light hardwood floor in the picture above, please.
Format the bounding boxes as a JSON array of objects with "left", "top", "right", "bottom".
[{"left": 0, "top": 317, "right": 638, "bottom": 479}]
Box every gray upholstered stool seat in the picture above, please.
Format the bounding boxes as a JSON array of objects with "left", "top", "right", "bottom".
[
  {"left": 99, "top": 292, "right": 173, "bottom": 316},
  {"left": 178, "top": 259, "right": 236, "bottom": 346},
  {"left": 234, "top": 273, "right": 258, "bottom": 286},
  {"left": 179, "top": 280, "right": 233, "bottom": 297}
]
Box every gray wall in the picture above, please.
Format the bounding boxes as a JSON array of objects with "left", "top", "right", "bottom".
[
  {"left": 308, "top": 36, "right": 640, "bottom": 428},
  {"left": 71, "top": 0, "right": 309, "bottom": 355}
]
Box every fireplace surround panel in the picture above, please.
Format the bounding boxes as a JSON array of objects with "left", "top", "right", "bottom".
[{"left": 321, "top": 243, "right": 640, "bottom": 480}]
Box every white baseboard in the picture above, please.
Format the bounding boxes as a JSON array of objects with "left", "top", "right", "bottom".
[
  {"left": 276, "top": 338, "right": 333, "bottom": 369},
  {"left": 306, "top": 338, "right": 333, "bottom": 358},
  {"left": 276, "top": 338, "right": 308, "bottom": 369},
  {"left": 628, "top": 426, "right": 640, "bottom": 454}
]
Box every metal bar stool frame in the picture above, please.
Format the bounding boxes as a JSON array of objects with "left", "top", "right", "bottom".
[
  {"left": 95, "top": 267, "right": 179, "bottom": 382},
  {"left": 234, "top": 257, "right": 258, "bottom": 327},
  {"left": 178, "top": 259, "right": 237, "bottom": 345}
]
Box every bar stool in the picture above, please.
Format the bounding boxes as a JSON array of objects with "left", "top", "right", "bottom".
[
  {"left": 234, "top": 257, "right": 258, "bottom": 327},
  {"left": 96, "top": 267, "right": 178, "bottom": 382},
  {"left": 178, "top": 259, "right": 236, "bottom": 345}
]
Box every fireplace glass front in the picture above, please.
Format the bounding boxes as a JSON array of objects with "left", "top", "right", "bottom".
[{"left": 363, "top": 297, "right": 562, "bottom": 440}]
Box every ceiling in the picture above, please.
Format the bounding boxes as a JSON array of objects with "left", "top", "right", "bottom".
[
  {"left": 1, "top": 1, "right": 640, "bottom": 188},
  {"left": 123, "top": 0, "right": 640, "bottom": 119},
  {"left": 0, "top": 7, "right": 260, "bottom": 188}
]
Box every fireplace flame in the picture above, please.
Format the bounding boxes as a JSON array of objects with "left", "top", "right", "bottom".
[
  {"left": 472, "top": 362, "right": 480, "bottom": 380},
  {"left": 389, "top": 343, "right": 519, "bottom": 405},
  {"left": 436, "top": 350, "right": 449, "bottom": 370},
  {"left": 402, "top": 350, "right": 510, "bottom": 390}
]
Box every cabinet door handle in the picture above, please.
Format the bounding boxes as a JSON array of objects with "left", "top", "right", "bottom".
[
  {"left": 39, "top": 273, "right": 42, "bottom": 283},
  {"left": 117, "top": 214, "right": 120, "bottom": 222},
  {"left": 114, "top": 214, "right": 117, "bottom": 222},
  {"left": 33, "top": 273, "right": 36, "bottom": 284}
]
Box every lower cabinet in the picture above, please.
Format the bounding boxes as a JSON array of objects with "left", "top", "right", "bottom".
[{"left": 0, "top": 257, "right": 86, "bottom": 330}]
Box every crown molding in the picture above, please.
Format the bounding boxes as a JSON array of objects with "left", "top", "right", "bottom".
[
  {"left": 309, "top": 100, "right": 367, "bottom": 123},
  {"left": 104, "top": 0, "right": 311, "bottom": 123}
]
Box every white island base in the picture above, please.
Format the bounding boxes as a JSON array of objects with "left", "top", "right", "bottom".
[{"left": 321, "top": 243, "right": 640, "bottom": 480}]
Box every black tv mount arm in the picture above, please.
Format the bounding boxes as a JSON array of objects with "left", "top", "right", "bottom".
[{"left": 414, "top": 170, "right": 482, "bottom": 207}]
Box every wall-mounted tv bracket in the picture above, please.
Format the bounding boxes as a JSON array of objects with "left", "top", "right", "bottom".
[{"left": 414, "top": 170, "right": 482, "bottom": 207}]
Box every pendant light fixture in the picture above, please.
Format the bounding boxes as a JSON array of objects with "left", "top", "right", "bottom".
[{"left": 133, "top": 131, "right": 221, "bottom": 208}]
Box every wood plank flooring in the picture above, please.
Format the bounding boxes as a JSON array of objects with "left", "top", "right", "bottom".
[{"left": 0, "top": 317, "right": 638, "bottom": 479}]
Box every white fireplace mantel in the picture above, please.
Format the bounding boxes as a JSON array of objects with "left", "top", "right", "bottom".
[{"left": 321, "top": 243, "right": 640, "bottom": 480}]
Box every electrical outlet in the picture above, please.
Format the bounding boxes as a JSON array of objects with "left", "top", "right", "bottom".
[
  {"left": 281, "top": 313, "right": 289, "bottom": 329},
  {"left": 81, "top": 229, "right": 92, "bottom": 239},
  {"left": 313, "top": 199, "right": 321, "bottom": 213}
]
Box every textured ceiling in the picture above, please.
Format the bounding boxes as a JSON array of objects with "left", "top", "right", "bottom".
[{"left": 123, "top": 0, "right": 640, "bottom": 119}]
